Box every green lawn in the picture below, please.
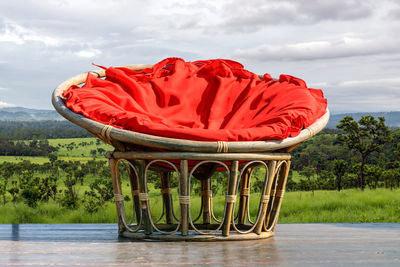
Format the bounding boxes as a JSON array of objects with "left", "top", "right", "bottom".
[
  {"left": 1, "top": 188, "right": 399, "bottom": 224},
  {"left": 0, "top": 137, "right": 112, "bottom": 163},
  {"left": 48, "top": 137, "right": 112, "bottom": 157},
  {"left": 279, "top": 188, "right": 400, "bottom": 223},
  {"left": 0, "top": 156, "right": 103, "bottom": 164},
  {"left": 0, "top": 156, "right": 50, "bottom": 164}
]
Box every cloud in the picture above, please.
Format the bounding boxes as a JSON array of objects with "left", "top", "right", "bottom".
[
  {"left": 386, "top": 0, "right": 400, "bottom": 19},
  {"left": 75, "top": 48, "right": 102, "bottom": 58},
  {"left": 338, "top": 77, "right": 400, "bottom": 88},
  {"left": 232, "top": 35, "right": 400, "bottom": 61},
  {"left": 0, "top": 101, "right": 15, "bottom": 108},
  {"left": 389, "top": 8, "right": 400, "bottom": 19},
  {"left": 219, "top": 0, "right": 374, "bottom": 33},
  {"left": 0, "top": 0, "right": 398, "bottom": 113},
  {"left": 316, "top": 77, "right": 400, "bottom": 113},
  {"left": 0, "top": 20, "right": 61, "bottom": 46}
]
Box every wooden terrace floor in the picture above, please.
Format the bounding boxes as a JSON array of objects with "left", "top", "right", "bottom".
[{"left": 0, "top": 223, "right": 399, "bottom": 266}]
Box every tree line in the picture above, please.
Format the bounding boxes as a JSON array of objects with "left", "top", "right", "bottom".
[
  {"left": 288, "top": 116, "right": 399, "bottom": 192},
  {"left": 0, "top": 139, "right": 57, "bottom": 156},
  {"left": 0, "top": 121, "right": 92, "bottom": 140},
  {"left": 0, "top": 158, "right": 114, "bottom": 213},
  {"left": 0, "top": 115, "right": 399, "bottom": 213}
]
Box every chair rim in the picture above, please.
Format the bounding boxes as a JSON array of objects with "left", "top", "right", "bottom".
[{"left": 52, "top": 64, "right": 330, "bottom": 153}]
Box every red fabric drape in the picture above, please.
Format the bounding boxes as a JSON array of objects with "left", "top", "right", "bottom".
[{"left": 63, "top": 58, "right": 327, "bottom": 141}]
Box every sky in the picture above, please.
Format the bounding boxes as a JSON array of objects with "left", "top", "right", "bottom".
[{"left": 0, "top": 0, "right": 399, "bottom": 114}]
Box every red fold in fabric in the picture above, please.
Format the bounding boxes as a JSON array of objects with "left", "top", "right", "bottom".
[{"left": 63, "top": 58, "right": 327, "bottom": 141}]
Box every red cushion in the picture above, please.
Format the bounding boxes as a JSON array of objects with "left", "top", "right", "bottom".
[{"left": 62, "top": 58, "right": 327, "bottom": 141}]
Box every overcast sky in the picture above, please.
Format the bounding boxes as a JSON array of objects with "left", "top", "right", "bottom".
[{"left": 0, "top": 0, "right": 399, "bottom": 114}]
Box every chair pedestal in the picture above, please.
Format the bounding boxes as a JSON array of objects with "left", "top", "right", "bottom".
[{"left": 106, "top": 151, "right": 291, "bottom": 241}]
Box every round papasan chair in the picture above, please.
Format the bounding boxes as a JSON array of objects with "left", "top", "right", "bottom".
[{"left": 52, "top": 57, "right": 329, "bottom": 241}]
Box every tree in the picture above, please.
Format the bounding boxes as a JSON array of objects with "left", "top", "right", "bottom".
[
  {"left": 337, "top": 116, "right": 392, "bottom": 191},
  {"left": 48, "top": 153, "right": 58, "bottom": 167},
  {"left": 0, "top": 177, "right": 8, "bottom": 205},
  {"left": 8, "top": 181, "right": 19, "bottom": 204},
  {"left": 381, "top": 170, "right": 396, "bottom": 190},
  {"left": 333, "top": 160, "right": 347, "bottom": 191},
  {"left": 0, "top": 162, "right": 14, "bottom": 205},
  {"left": 90, "top": 149, "right": 97, "bottom": 158},
  {"left": 38, "top": 176, "right": 58, "bottom": 201},
  {"left": 18, "top": 171, "right": 47, "bottom": 208},
  {"left": 59, "top": 175, "right": 79, "bottom": 208},
  {"left": 96, "top": 148, "right": 105, "bottom": 155},
  {"left": 300, "top": 166, "right": 316, "bottom": 195},
  {"left": 343, "top": 173, "right": 358, "bottom": 189},
  {"left": 285, "top": 170, "right": 298, "bottom": 191},
  {"left": 21, "top": 184, "right": 41, "bottom": 207},
  {"left": 317, "top": 170, "right": 335, "bottom": 190},
  {"left": 395, "top": 143, "right": 400, "bottom": 161},
  {"left": 364, "top": 165, "right": 382, "bottom": 189},
  {"left": 395, "top": 168, "right": 400, "bottom": 188},
  {"left": 83, "top": 177, "right": 114, "bottom": 213},
  {"left": 74, "top": 169, "right": 86, "bottom": 186}
]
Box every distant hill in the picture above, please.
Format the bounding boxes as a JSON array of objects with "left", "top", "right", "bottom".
[
  {"left": 327, "top": 112, "right": 400, "bottom": 129},
  {"left": 1, "top": 107, "right": 399, "bottom": 129},
  {"left": 0, "top": 107, "right": 64, "bottom": 121}
]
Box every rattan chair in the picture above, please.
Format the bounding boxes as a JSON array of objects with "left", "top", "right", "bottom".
[{"left": 52, "top": 62, "right": 329, "bottom": 241}]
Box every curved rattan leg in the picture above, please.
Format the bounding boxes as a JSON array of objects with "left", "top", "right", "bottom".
[
  {"left": 201, "top": 178, "right": 212, "bottom": 224},
  {"left": 127, "top": 160, "right": 141, "bottom": 226},
  {"left": 136, "top": 159, "right": 153, "bottom": 235},
  {"left": 222, "top": 161, "right": 239, "bottom": 236},
  {"left": 264, "top": 164, "right": 278, "bottom": 231},
  {"left": 210, "top": 193, "right": 221, "bottom": 223},
  {"left": 265, "top": 160, "right": 290, "bottom": 232},
  {"left": 230, "top": 160, "right": 268, "bottom": 235},
  {"left": 179, "top": 160, "right": 190, "bottom": 236},
  {"left": 160, "top": 171, "right": 174, "bottom": 224},
  {"left": 109, "top": 158, "right": 125, "bottom": 234},
  {"left": 237, "top": 166, "right": 253, "bottom": 225},
  {"left": 254, "top": 160, "right": 276, "bottom": 234}
]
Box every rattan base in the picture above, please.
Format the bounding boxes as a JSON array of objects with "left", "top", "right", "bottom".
[
  {"left": 121, "top": 230, "right": 274, "bottom": 241},
  {"left": 107, "top": 151, "right": 291, "bottom": 241}
]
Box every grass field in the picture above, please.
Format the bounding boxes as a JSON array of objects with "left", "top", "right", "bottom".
[
  {"left": 1, "top": 138, "right": 399, "bottom": 224},
  {"left": 0, "top": 138, "right": 111, "bottom": 163},
  {"left": 279, "top": 188, "right": 400, "bottom": 223},
  {"left": 0, "top": 156, "right": 105, "bottom": 164},
  {"left": 0, "top": 188, "right": 399, "bottom": 224},
  {"left": 48, "top": 137, "right": 112, "bottom": 157}
]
